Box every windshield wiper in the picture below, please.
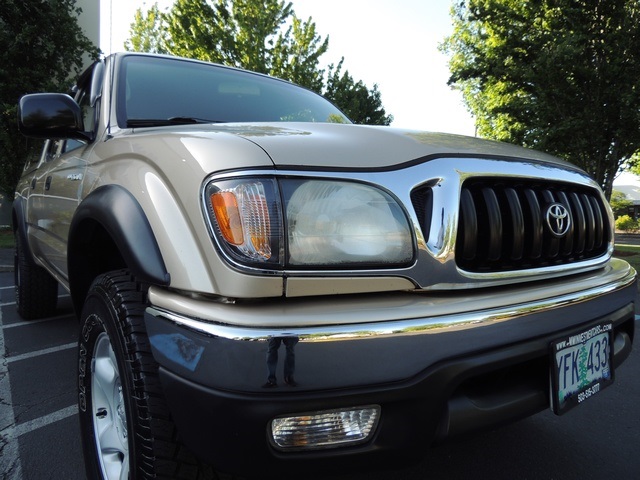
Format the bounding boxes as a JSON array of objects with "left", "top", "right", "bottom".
[{"left": 127, "top": 117, "right": 224, "bottom": 127}]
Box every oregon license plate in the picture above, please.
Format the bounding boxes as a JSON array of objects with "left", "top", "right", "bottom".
[{"left": 550, "top": 322, "right": 614, "bottom": 415}]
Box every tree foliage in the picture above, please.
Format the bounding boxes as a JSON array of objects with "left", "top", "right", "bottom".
[
  {"left": 124, "top": 3, "right": 169, "bottom": 54},
  {"left": 442, "top": 0, "right": 640, "bottom": 198},
  {"left": 125, "top": 0, "right": 391, "bottom": 124},
  {"left": 610, "top": 190, "right": 633, "bottom": 218},
  {"left": 0, "top": 0, "right": 99, "bottom": 199},
  {"left": 324, "top": 59, "right": 393, "bottom": 126}
]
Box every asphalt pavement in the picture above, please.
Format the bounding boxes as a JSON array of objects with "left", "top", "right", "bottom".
[{"left": 0, "top": 248, "right": 11, "bottom": 272}]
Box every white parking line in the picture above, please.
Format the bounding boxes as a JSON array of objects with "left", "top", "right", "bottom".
[
  {"left": 0, "top": 293, "right": 70, "bottom": 309},
  {"left": 1, "top": 311, "right": 75, "bottom": 328},
  {"left": 6, "top": 342, "right": 76, "bottom": 364},
  {"left": 13, "top": 405, "right": 78, "bottom": 438},
  {"left": 0, "top": 301, "right": 24, "bottom": 478},
  {"left": 1, "top": 292, "right": 78, "bottom": 479}
]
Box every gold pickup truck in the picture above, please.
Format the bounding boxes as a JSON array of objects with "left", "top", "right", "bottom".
[{"left": 13, "top": 52, "right": 636, "bottom": 479}]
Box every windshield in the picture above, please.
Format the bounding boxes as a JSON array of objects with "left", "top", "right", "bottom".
[{"left": 116, "top": 55, "right": 350, "bottom": 127}]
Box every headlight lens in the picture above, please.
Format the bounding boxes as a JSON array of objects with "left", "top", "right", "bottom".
[
  {"left": 205, "top": 177, "right": 413, "bottom": 269},
  {"left": 284, "top": 180, "right": 413, "bottom": 266}
]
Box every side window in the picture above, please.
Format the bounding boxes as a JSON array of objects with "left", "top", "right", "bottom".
[
  {"left": 46, "top": 139, "right": 65, "bottom": 161},
  {"left": 22, "top": 140, "right": 47, "bottom": 172},
  {"left": 61, "top": 138, "right": 85, "bottom": 154}
]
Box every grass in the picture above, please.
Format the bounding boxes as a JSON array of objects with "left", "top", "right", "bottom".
[{"left": 0, "top": 227, "right": 13, "bottom": 249}]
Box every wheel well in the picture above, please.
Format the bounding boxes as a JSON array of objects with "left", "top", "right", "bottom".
[
  {"left": 67, "top": 185, "right": 170, "bottom": 317},
  {"left": 68, "top": 219, "right": 127, "bottom": 315}
]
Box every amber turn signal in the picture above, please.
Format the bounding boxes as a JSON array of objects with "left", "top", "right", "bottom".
[{"left": 211, "top": 191, "right": 244, "bottom": 246}]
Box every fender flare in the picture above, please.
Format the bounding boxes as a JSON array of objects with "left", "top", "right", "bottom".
[{"left": 68, "top": 185, "right": 170, "bottom": 311}]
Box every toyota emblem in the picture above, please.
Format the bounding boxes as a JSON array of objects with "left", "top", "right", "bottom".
[{"left": 545, "top": 203, "right": 571, "bottom": 238}]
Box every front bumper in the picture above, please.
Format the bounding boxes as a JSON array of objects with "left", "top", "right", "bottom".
[{"left": 144, "top": 261, "right": 636, "bottom": 476}]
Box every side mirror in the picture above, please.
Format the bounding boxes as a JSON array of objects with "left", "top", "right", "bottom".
[{"left": 18, "top": 93, "right": 92, "bottom": 141}]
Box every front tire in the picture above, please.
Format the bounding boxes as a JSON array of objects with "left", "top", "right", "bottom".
[{"left": 78, "top": 270, "right": 214, "bottom": 480}]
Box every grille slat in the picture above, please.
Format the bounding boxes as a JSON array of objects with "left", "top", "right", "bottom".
[
  {"left": 581, "top": 193, "right": 596, "bottom": 252},
  {"left": 482, "top": 188, "right": 502, "bottom": 261},
  {"left": 589, "top": 196, "right": 604, "bottom": 249},
  {"left": 453, "top": 179, "right": 610, "bottom": 272},
  {"left": 504, "top": 188, "right": 524, "bottom": 261},
  {"left": 569, "top": 192, "right": 586, "bottom": 254},
  {"left": 459, "top": 189, "right": 478, "bottom": 261},
  {"left": 541, "top": 190, "right": 560, "bottom": 259},
  {"left": 524, "top": 189, "right": 543, "bottom": 260}
]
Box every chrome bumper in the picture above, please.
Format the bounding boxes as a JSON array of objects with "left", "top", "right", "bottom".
[{"left": 144, "top": 259, "right": 636, "bottom": 393}]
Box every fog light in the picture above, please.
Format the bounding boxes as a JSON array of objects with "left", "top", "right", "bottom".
[{"left": 270, "top": 405, "right": 380, "bottom": 451}]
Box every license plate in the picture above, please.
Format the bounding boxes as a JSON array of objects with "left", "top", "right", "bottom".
[{"left": 550, "top": 322, "right": 614, "bottom": 415}]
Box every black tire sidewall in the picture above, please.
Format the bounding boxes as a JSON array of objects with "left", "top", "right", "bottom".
[{"left": 78, "top": 279, "right": 139, "bottom": 479}]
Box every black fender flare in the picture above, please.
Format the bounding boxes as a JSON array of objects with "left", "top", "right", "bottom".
[{"left": 68, "top": 185, "right": 170, "bottom": 312}]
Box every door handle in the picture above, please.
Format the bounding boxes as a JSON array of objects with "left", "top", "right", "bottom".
[{"left": 45, "top": 176, "right": 52, "bottom": 190}]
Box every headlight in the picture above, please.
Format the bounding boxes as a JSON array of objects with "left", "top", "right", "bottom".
[{"left": 204, "top": 177, "right": 414, "bottom": 269}]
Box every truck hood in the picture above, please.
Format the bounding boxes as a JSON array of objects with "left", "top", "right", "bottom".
[{"left": 206, "top": 122, "right": 573, "bottom": 171}]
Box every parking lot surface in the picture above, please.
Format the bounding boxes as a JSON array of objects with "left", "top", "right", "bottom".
[{"left": 0, "top": 270, "right": 84, "bottom": 479}]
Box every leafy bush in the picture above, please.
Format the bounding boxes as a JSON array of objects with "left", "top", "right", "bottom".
[{"left": 615, "top": 215, "right": 639, "bottom": 232}]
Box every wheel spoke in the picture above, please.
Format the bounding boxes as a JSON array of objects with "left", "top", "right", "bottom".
[
  {"left": 93, "top": 357, "right": 117, "bottom": 412},
  {"left": 98, "top": 422, "right": 125, "bottom": 454},
  {"left": 119, "top": 453, "right": 130, "bottom": 480},
  {"left": 94, "top": 356, "right": 117, "bottom": 386},
  {"left": 92, "top": 351, "right": 118, "bottom": 423},
  {"left": 92, "top": 333, "right": 129, "bottom": 480},
  {"left": 102, "top": 451, "right": 125, "bottom": 480}
]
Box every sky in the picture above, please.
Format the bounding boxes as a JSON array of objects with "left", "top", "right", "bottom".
[{"left": 99, "top": 0, "right": 476, "bottom": 136}]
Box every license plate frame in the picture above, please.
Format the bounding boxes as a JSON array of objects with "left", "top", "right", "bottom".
[{"left": 550, "top": 322, "right": 614, "bottom": 415}]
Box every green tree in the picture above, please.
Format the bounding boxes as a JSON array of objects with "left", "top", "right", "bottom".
[
  {"left": 124, "top": 2, "right": 169, "bottom": 54},
  {"left": 610, "top": 190, "right": 634, "bottom": 218},
  {"left": 324, "top": 59, "right": 393, "bottom": 126},
  {"left": 0, "top": 0, "right": 99, "bottom": 199},
  {"left": 164, "top": 0, "right": 328, "bottom": 90},
  {"left": 442, "top": 0, "right": 640, "bottom": 199},
  {"left": 627, "top": 151, "right": 640, "bottom": 177},
  {"left": 126, "top": 0, "right": 391, "bottom": 124}
]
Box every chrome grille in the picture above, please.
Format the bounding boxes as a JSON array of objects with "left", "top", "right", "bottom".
[{"left": 455, "top": 179, "right": 610, "bottom": 272}]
